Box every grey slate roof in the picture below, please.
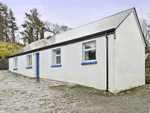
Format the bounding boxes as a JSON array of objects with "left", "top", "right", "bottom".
[
  {"left": 13, "top": 7, "right": 134, "bottom": 55},
  {"left": 14, "top": 35, "right": 55, "bottom": 55}
]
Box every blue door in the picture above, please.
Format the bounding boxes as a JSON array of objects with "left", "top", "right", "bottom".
[{"left": 36, "top": 53, "right": 39, "bottom": 78}]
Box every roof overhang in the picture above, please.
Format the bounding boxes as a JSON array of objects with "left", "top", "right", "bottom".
[{"left": 133, "top": 8, "right": 147, "bottom": 47}]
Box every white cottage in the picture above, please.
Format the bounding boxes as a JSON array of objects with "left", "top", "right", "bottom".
[{"left": 9, "top": 7, "right": 146, "bottom": 93}]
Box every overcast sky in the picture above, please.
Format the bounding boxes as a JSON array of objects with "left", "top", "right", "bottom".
[{"left": 1, "top": 0, "right": 150, "bottom": 29}]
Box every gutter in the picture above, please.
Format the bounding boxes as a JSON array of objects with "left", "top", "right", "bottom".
[{"left": 105, "top": 32, "right": 109, "bottom": 92}]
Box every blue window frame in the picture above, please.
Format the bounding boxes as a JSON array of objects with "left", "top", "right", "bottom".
[
  {"left": 13, "top": 57, "right": 18, "bottom": 70},
  {"left": 26, "top": 54, "right": 32, "bottom": 69},
  {"left": 51, "top": 48, "right": 61, "bottom": 67},
  {"left": 81, "top": 40, "right": 97, "bottom": 65}
]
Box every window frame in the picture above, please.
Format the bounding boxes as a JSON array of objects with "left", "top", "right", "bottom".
[
  {"left": 51, "top": 48, "right": 61, "bottom": 67},
  {"left": 13, "top": 57, "right": 18, "bottom": 70},
  {"left": 26, "top": 54, "right": 32, "bottom": 69},
  {"left": 81, "top": 40, "right": 97, "bottom": 65}
]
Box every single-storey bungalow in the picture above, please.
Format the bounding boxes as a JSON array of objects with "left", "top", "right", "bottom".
[{"left": 9, "top": 7, "right": 146, "bottom": 93}]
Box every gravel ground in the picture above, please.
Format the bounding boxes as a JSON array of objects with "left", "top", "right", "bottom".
[{"left": 0, "top": 70, "right": 150, "bottom": 113}]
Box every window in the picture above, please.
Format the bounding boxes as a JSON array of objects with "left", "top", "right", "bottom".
[
  {"left": 26, "top": 54, "right": 32, "bottom": 69},
  {"left": 82, "top": 40, "right": 97, "bottom": 65},
  {"left": 13, "top": 58, "right": 18, "bottom": 70},
  {"left": 52, "top": 48, "right": 61, "bottom": 67}
]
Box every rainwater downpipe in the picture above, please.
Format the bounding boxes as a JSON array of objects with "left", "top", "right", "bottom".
[{"left": 105, "top": 32, "right": 109, "bottom": 92}]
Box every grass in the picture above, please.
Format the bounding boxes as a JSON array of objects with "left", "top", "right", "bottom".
[
  {"left": 70, "top": 84, "right": 91, "bottom": 89},
  {"left": 14, "top": 89, "right": 20, "bottom": 92},
  {"left": 21, "top": 91, "right": 27, "bottom": 94},
  {"left": 117, "top": 85, "right": 149, "bottom": 95},
  {"left": 62, "top": 93, "right": 70, "bottom": 98},
  {"left": 49, "top": 85, "right": 67, "bottom": 91},
  {"left": 0, "top": 41, "right": 24, "bottom": 59}
]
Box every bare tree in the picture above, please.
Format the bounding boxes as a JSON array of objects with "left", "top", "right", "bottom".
[
  {"left": 140, "top": 19, "right": 150, "bottom": 45},
  {"left": 45, "top": 21, "right": 71, "bottom": 35},
  {"left": 60, "top": 25, "right": 71, "bottom": 32}
]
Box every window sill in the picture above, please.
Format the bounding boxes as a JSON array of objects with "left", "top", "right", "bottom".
[
  {"left": 13, "top": 68, "right": 18, "bottom": 70},
  {"left": 26, "top": 66, "right": 32, "bottom": 69},
  {"left": 51, "top": 64, "right": 61, "bottom": 67},
  {"left": 81, "top": 61, "right": 97, "bottom": 65}
]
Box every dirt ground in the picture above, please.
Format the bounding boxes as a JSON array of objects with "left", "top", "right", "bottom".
[{"left": 0, "top": 70, "right": 150, "bottom": 113}]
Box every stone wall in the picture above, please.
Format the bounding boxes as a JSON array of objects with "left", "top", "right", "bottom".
[{"left": 0, "top": 59, "right": 8, "bottom": 70}]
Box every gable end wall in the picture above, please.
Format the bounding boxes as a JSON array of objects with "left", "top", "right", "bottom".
[{"left": 114, "top": 11, "right": 145, "bottom": 93}]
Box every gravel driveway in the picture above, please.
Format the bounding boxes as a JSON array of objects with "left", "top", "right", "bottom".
[{"left": 0, "top": 70, "right": 150, "bottom": 113}]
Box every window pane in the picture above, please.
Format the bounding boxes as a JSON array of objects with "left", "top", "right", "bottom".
[
  {"left": 85, "top": 50, "right": 95, "bottom": 61},
  {"left": 85, "top": 41, "right": 95, "bottom": 49},
  {"left": 56, "top": 56, "right": 61, "bottom": 64},
  {"left": 27, "top": 56, "right": 29, "bottom": 66},
  {"left": 31, "top": 55, "right": 32, "bottom": 65},
  {"left": 27, "top": 55, "right": 32, "bottom": 66},
  {"left": 16, "top": 59, "right": 17, "bottom": 67},
  {"left": 14, "top": 59, "right": 15, "bottom": 67},
  {"left": 53, "top": 49, "right": 61, "bottom": 65},
  {"left": 56, "top": 50, "right": 60, "bottom": 55},
  {"left": 29, "top": 56, "right": 31, "bottom": 66},
  {"left": 15, "top": 58, "right": 17, "bottom": 67}
]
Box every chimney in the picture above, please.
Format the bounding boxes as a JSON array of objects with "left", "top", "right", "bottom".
[{"left": 44, "top": 31, "right": 54, "bottom": 39}]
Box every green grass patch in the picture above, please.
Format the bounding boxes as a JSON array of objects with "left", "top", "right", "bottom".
[
  {"left": 70, "top": 84, "right": 91, "bottom": 89},
  {"left": 49, "top": 85, "right": 67, "bottom": 91}
]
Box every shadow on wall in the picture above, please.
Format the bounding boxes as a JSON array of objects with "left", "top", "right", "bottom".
[{"left": 0, "top": 59, "right": 8, "bottom": 70}]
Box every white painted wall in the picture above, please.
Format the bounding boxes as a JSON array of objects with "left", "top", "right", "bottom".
[
  {"left": 108, "top": 34, "right": 115, "bottom": 92},
  {"left": 9, "top": 53, "right": 36, "bottom": 78},
  {"left": 114, "top": 11, "right": 145, "bottom": 93},
  {"left": 40, "top": 36, "right": 107, "bottom": 90},
  {"left": 9, "top": 34, "right": 115, "bottom": 91}
]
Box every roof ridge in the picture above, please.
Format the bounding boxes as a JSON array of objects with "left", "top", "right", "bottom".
[
  {"left": 115, "top": 7, "right": 135, "bottom": 29},
  {"left": 55, "top": 7, "right": 135, "bottom": 36},
  {"left": 97, "top": 7, "right": 134, "bottom": 21}
]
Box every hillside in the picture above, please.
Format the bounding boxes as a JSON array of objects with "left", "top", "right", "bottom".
[{"left": 0, "top": 41, "right": 24, "bottom": 59}]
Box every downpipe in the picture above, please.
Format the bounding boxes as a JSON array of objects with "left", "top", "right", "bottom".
[{"left": 105, "top": 32, "right": 109, "bottom": 92}]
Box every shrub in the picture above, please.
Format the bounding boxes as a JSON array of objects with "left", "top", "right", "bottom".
[
  {"left": 0, "top": 48, "right": 6, "bottom": 52},
  {"left": 3, "top": 51, "right": 12, "bottom": 59},
  {"left": 0, "top": 44, "right": 6, "bottom": 48},
  {"left": 0, "top": 41, "right": 25, "bottom": 59},
  {"left": 7, "top": 45, "right": 13, "bottom": 50}
]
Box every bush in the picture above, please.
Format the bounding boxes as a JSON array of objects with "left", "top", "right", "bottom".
[
  {"left": 0, "top": 41, "right": 25, "bottom": 59},
  {"left": 0, "top": 44, "right": 6, "bottom": 48},
  {"left": 3, "top": 51, "right": 12, "bottom": 59},
  {"left": 0, "top": 48, "right": 6, "bottom": 52},
  {"left": 7, "top": 45, "right": 13, "bottom": 50}
]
